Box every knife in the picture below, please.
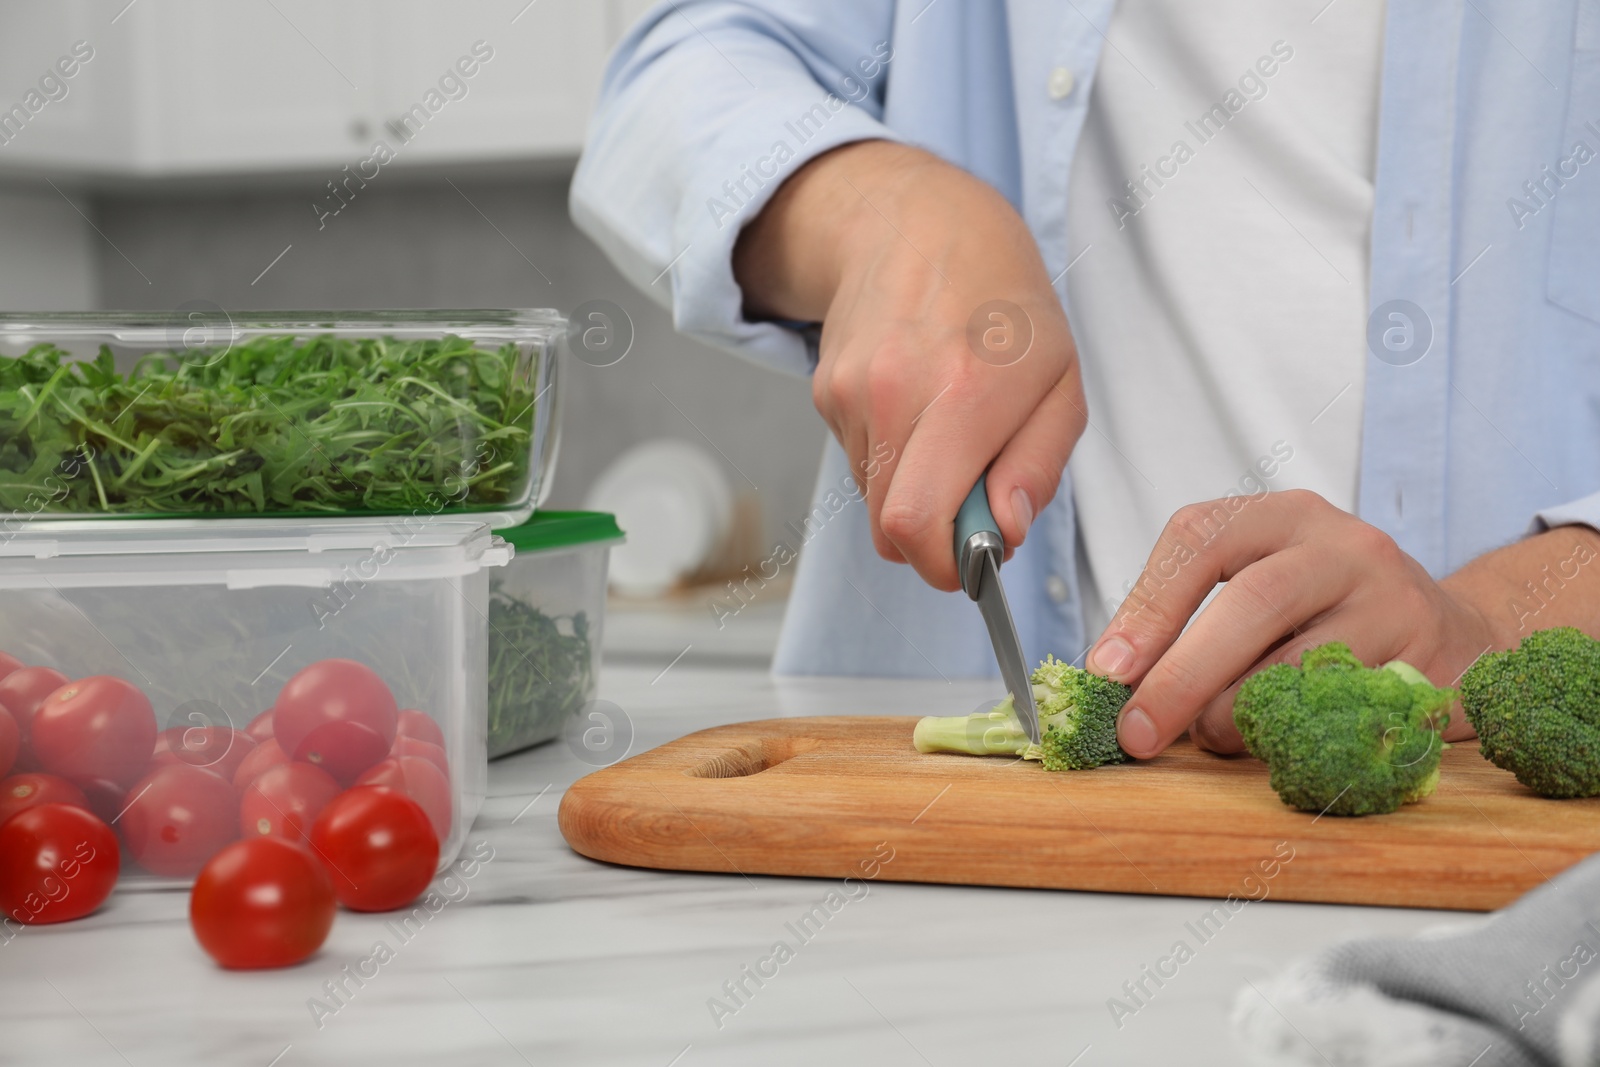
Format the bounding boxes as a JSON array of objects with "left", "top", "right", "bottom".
[{"left": 954, "top": 473, "right": 1040, "bottom": 745}]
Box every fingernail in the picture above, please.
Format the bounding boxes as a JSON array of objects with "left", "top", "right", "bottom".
[
  {"left": 1119, "top": 706, "right": 1158, "bottom": 758},
  {"left": 1011, "top": 487, "right": 1034, "bottom": 537},
  {"left": 1088, "top": 635, "right": 1134, "bottom": 678}
]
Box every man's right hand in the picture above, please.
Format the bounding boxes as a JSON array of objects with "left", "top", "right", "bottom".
[{"left": 734, "top": 140, "right": 1086, "bottom": 591}]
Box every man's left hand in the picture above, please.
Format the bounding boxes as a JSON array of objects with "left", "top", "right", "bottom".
[{"left": 1085, "top": 489, "right": 1600, "bottom": 758}]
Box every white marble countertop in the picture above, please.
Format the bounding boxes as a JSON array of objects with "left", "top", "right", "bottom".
[
  {"left": 3, "top": 591, "right": 1465, "bottom": 1067},
  {"left": 0, "top": 605, "right": 1455, "bottom": 1067}
]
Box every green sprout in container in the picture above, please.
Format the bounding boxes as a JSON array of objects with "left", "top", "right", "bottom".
[
  {"left": 0, "top": 335, "right": 539, "bottom": 517},
  {"left": 487, "top": 584, "right": 594, "bottom": 756}
]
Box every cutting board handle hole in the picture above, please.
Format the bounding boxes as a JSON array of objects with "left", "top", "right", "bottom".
[{"left": 685, "top": 737, "right": 820, "bottom": 779}]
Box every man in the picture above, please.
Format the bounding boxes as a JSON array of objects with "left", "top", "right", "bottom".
[{"left": 572, "top": 0, "right": 1600, "bottom": 758}]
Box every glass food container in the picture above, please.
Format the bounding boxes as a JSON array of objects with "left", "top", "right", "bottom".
[
  {"left": 0, "top": 309, "right": 562, "bottom": 527},
  {"left": 488, "top": 511, "right": 623, "bottom": 758},
  {"left": 0, "top": 519, "right": 510, "bottom": 887}
]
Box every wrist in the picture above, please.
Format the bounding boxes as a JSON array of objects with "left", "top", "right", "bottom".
[
  {"left": 733, "top": 140, "right": 968, "bottom": 321},
  {"left": 1440, "top": 524, "right": 1600, "bottom": 649},
  {"left": 734, "top": 139, "right": 902, "bottom": 320},
  {"left": 815, "top": 141, "right": 949, "bottom": 277}
]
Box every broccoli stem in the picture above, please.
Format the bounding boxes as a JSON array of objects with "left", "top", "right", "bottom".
[
  {"left": 1379, "top": 660, "right": 1431, "bottom": 687},
  {"left": 911, "top": 696, "right": 1043, "bottom": 760},
  {"left": 1382, "top": 660, "right": 1453, "bottom": 731}
]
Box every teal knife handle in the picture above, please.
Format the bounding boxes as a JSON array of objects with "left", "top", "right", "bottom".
[{"left": 955, "top": 473, "right": 1002, "bottom": 600}]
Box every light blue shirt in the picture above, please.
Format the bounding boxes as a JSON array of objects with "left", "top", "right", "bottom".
[{"left": 572, "top": 0, "right": 1600, "bottom": 678}]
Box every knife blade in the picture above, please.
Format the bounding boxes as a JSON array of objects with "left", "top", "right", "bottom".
[{"left": 954, "top": 474, "right": 1040, "bottom": 745}]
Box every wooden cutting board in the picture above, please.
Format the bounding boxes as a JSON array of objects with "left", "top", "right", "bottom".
[{"left": 557, "top": 716, "right": 1600, "bottom": 911}]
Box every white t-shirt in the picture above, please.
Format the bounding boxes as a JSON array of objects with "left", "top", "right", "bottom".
[{"left": 1064, "top": 0, "right": 1387, "bottom": 635}]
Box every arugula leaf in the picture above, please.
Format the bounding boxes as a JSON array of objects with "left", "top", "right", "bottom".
[
  {"left": 487, "top": 583, "right": 594, "bottom": 757},
  {"left": 0, "top": 334, "right": 540, "bottom": 517}
]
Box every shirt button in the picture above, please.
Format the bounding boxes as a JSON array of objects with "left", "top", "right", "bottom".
[
  {"left": 1047, "top": 66, "right": 1076, "bottom": 100},
  {"left": 1045, "top": 574, "right": 1071, "bottom": 604}
]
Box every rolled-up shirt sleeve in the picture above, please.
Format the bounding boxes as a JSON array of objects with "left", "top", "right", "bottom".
[
  {"left": 570, "top": 1, "right": 901, "bottom": 377},
  {"left": 1530, "top": 487, "right": 1600, "bottom": 535}
]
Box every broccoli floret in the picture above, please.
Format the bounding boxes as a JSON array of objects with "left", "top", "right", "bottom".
[
  {"left": 912, "top": 655, "right": 1132, "bottom": 771},
  {"left": 1233, "top": 641, "right": 1454, "bottom": 816},
  {"left": 1030, "top": 655, "right": 1133, "bottom": 769},
  {"left": 1461, "top": 627, "right": 1600, "bottom": 798}
]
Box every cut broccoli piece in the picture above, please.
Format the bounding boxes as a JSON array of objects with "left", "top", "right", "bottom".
[
  {"left": 1461, "top": 626, "right": 1600, "bottom": 798},
  {"left": 1233, "top": 641, "right": 1454, "bottom": 816},
  {"left": 911, "top": 692, "right": 1036, "bottom": 759},
  {"left": 1031, "top": 655, "right": 1133, "bottom": 769},
  {"left": 912, "top": 655, "right": 1132, "bottom": 771}
]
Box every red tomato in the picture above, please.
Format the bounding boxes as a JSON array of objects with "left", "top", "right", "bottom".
[
  {"left": 0, "top": 773, "right": 91, "bottom": 826},
  {"left": 190, "top": 836, "right": 335, "bottom": 969},
  {"left": 356, "top": 756, "right": 452, "bottom": 843},
  {"left": 309, "top": 786, "right": 438, "bottom": 912},
  {"left": 0, "top": 707, "right": 15, "bottom": 780},
  {"left": 273, "top": 659, "right": 397, "bottom": 763},
  {"left": 0, "top": 803, "right": 119, "bottom": 924},
  {"left": 291, "top": 719, "right": 389, "bottom": 786},
  {"left": 396, "top": 709, "right": 445, "bottom": 749},
  {"left": 0, "top": 651, "right": 22, "bottom": 682},
  {"left": 75, "top": 778, "right": 129, "bottom": 825},
  {"left": 31, "top": 676, "right": 157, "bottom": 789},
  {"left": 245, "top": 710, "right": 275, "bottom": 742},
  {"left": 0, "top": 665, "right": 60, "bottom": 722},
  {"left": 0, "top": 666, "right": 69, "bottom": 769},
  {"left": 151, "top": 726, "right": 256, "bottom": 782},
  {"left": 119, "top": 764, "right": 239, "bottom": 877},
  {"left": 231, "top": 739, "right": 288, "bottom": 791},
  {"left": 390, "top": 736, "right": 449, "bottom": 780},
  {"left": 240, "top": 763, "right": 340, "bottom": 843}
]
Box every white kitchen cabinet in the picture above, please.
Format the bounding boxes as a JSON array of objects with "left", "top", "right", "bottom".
[
  {"left": 130, "top": 0, "right": 381, "bottom": 175},
  {"left": 0, "top": 0, "right": 132, "bottom": 171},
  {"left": 370, "top": 0, "right": 608, "bottom": 165},
  {"left": 0, "top": 0, "right": 624, "bottom": 180}
]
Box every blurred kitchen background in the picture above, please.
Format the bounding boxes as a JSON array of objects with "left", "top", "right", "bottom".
[{"left": 0, "top": 0, "right": 823, "bottom": 665}]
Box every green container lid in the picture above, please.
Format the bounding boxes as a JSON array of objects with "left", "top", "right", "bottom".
[{"left": 494, "top": 510, "right": 624, "bottom": 553}]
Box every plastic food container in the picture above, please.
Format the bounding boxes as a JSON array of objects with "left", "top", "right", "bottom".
[
  {"left": 0, "top": 309, "right": 562, "bottom": 527},
  {"left": 0, "top": 519, "right": 509, "bottom": 887},
  {"left": 489, "top": 511, "right": 623, "bottom": 758}
]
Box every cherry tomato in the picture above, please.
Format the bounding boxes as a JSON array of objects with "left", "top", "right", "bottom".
[
  {"left": 75, "top": 778, "right": 129, "bottom": 825},
  {"left": 356, "top": 756, "right": 452, "bottom": 843},
  {"left": 151, "top": 726, "right": 256, "bottom": 782},
  {"left": 32, "top": 676, "right": 157, "bottom": 790},
  {"left": 232, "top": 739, "right": 288, "bottom": 791},
  {"left": 0, "top": 707, "right": 15, "bottom": 780},
  {"left": 396, "top": 709, "right": 445, "bottom": 750},
  {"left": 119, "top": 764, "right": 239, "bottom": 877},
  {"left": 245, "top": 710, "right": 275, "bottom": 742},
  {"left": 309, "top": 786, "right": 438, "bottom": 912},
  {"left": 390, "top": 736, "right": 449, "bottom": 780},
  {"left": 0, "top": 773, "right": 91, "bottom": 826},
  {"left": 0, "top": 667, "right": 69, "bottom": 769},
  {"left": 0, "top": 664, "right": 56, "bottom": 719},
  {"left": 291, "top": 719, "right": 389, "bottom": 786},
  {"left": 0, "top": 651, "right": 22, "bottom": 682},
  {"left": 0, "top": 803, "right": 119, "bottom": 924},
  {"left": 273, "top": 659, "right": 397, "bottom": 764},
  {"left": 190, "top": 836, "right": 335, "bottom": 969},
  {"left": 240, "top": 763, "right": 340, "bottom": 843}
]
